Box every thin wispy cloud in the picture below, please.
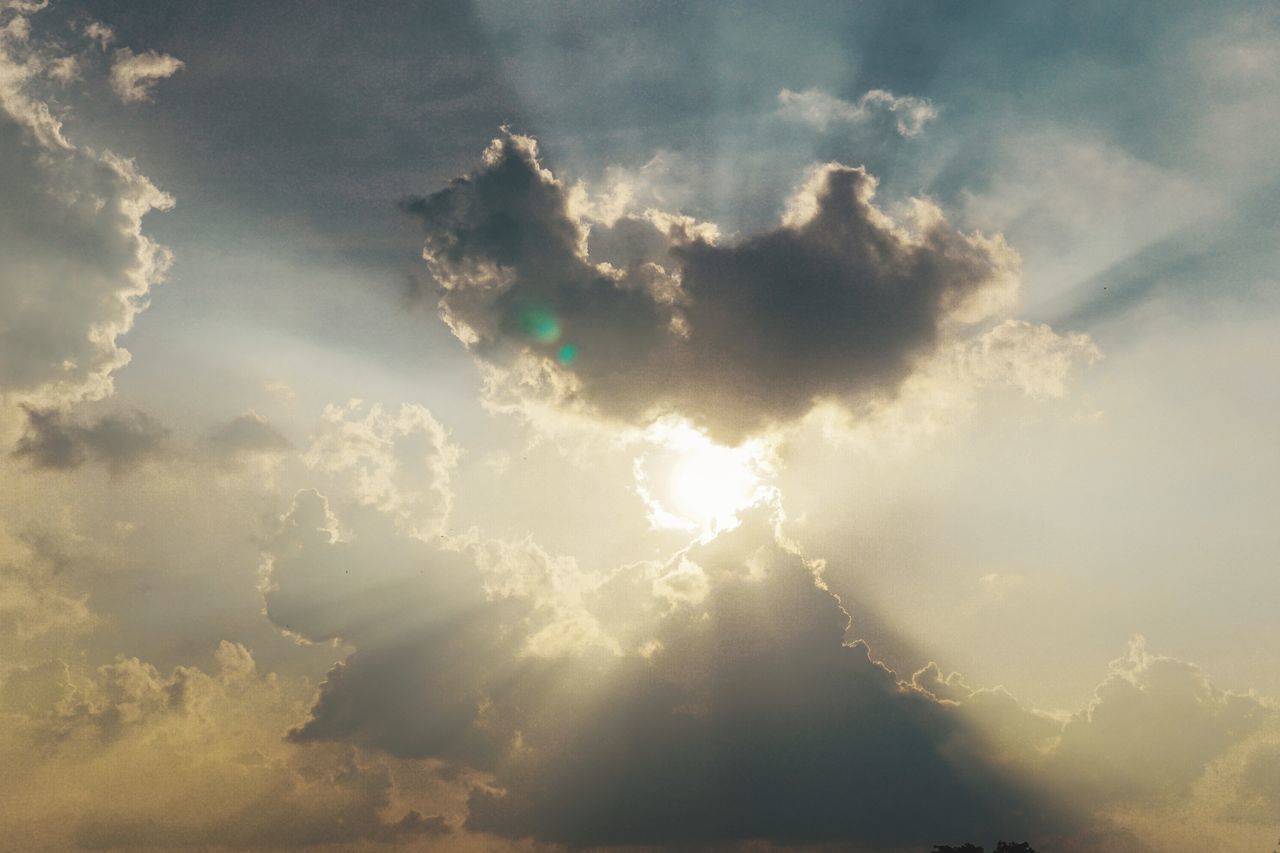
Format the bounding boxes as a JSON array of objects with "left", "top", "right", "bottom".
[
  {"left": 110, "top": 47, "right": 183, "bottom": 103},
  {"left": 779, "top": 86, "right": 938, "bottom": 136}
]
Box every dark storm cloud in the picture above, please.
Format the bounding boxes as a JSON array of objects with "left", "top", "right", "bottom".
[
  {"left": 13, "top": 407, "right": 169, "bottom": 473},
  {"left": 406, "top": 133, "right": 1017, "bottom": 441}
]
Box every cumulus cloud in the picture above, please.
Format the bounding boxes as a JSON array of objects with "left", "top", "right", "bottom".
[
  {"left": 406, "top": 131, "right": 1021, "bottom": 443},
  {"left": 779, "top": 86, "right": 939, "bottom": 137},
  {"left": 0, "top": 10, "right": 173, "bottom": 409},
  {"left": 12, "top": 407, "right": 168, "bottom": 473},
  {"left": 108, "top": 46, "right": 183, "bottom": 103}
]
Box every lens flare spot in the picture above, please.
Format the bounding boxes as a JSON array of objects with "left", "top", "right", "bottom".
[
  {"left": 557, "top": 343, "right": 578, "bottom": 364},
  {"left": 520, "top": 306, "right": 561, "bottom": 344}
]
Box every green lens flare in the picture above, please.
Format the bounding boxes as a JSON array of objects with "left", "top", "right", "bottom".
[
  {"left": 520, "top": 306, "right": 561, "bottom": 344},
  {"left": 557, "top": 343, "right": 578, "bottom": 365}
]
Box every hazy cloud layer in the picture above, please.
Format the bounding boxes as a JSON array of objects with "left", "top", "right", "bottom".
[{"left": 407, "top": 132, "right": 1021, "bottom": 442}]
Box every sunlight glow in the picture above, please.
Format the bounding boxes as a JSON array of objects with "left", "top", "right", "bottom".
[{"left": 634, "top": 419, "right": 775, "bottom": 540}]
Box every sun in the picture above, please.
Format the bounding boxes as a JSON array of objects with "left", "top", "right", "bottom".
[
  {"left": 635, "top": 419, "right": 774, "bottom": 539},
  {"left": 669, "top": 444, "right": 758, "bottom": 527}
]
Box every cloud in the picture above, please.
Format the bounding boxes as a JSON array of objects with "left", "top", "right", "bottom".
[
  {"left": 0, "top": 640, "right": 452, "bottom": 849},
  {"left": 260, "top": 486, "right": 619, "bottom": 764},
  {"left": 108, "top": 47, "right": 183, "bottom": 103},
  {"left": 406, "top": 131, "right": 1020, "bottom": 443},
  {"left": 1234, "top": 740, "right": 1280, "bottom": 819},
  {"left": 303, "top": 400, "right": 458, "bottom": 539},
  {"left": 919, "top": 637, "right": 1280, "bottom": 851},
  {"left": 82, "top": 20, "right": 113, "bottom": 49},
  {"left": 465, "top": 512, "right": 1085, "bottom": 848},
  {"left": 807, "top": 318, "right": 1101, "bottom": 453},
  {"left": 255, "top": 478, "right": 1280, "bottom": 849},
  {"left": 206, "top": 410, "right": 292, "bottom": 460},
  {"left": 0, "top": 1, "right": 47, "bottom": 14},
  {"left": 12, "top": 407, "right": 168, "bottom": 473},
  {"left": 1049, "top": 637, "right": 1274, "bottom": 805},
  {"left": 0, "top": 10, "right": 173, "bottom": 408},
  {"left": 779, "top": 86, "right": 939, "bottom": 136},
  {"left": 0, "top": 526, "right": 94, "bottom": 648},
  {"left": 260, "top": 490, "right": 1094, "bottom": 849},
  {"left": 259, "top": 490, "right": 541, "bottom": 769}
]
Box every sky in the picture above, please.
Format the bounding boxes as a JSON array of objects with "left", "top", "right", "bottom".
[{"left": 1, "top": 2, "right": 1279, "bottom": 851}]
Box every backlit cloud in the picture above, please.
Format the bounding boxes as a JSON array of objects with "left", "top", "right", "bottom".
[
  {"left": 407, "top": 131, "right": 1024, "bottom": 443},
  {"left": 0, "top": 7, "right": 172, "bottom": 410}
]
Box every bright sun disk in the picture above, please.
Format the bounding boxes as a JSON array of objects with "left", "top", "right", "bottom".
[{"left": 636, "top": 420, "right": 772, "bottom": 539}]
